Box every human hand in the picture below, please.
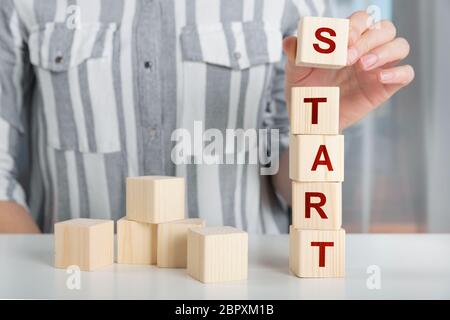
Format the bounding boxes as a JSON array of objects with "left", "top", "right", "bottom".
[{"left": 284, "top": 11, "right": 415, "bottom": 131}]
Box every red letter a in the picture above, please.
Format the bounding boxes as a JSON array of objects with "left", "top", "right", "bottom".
[{"left": 311, "top": 145, "right": 333, "bottom": 171}]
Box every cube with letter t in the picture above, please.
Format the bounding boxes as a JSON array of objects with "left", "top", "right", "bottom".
[
  {"left": 290, "top": 227, "right": 345, "bottom": 278},
  {"left": 290, "top": 87, "right": 340, "bottom": 135}
]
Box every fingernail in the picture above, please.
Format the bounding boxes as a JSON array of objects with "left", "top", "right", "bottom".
[
  {"left": 380, "top": 71, "right": 395, "bottom": 82},
  {"left": 347, "top": 48, "right": 358, "bottom": 65},
  {"left": 361, "top": 54, "right": 378, "bottom": 70}
]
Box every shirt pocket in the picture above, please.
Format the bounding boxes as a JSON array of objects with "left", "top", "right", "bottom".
[
  {"left": 179, "top": 21, "right": 283, "bottom": 134},
  {"left": 180, "top": 21, "right": 283, "bottom": 70},
  {"left": 28, "top": 22, "right": 121, "bottom": 154}
]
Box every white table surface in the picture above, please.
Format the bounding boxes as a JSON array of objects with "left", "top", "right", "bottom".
[{"left": 0, "top": 234, "right": 449, "bottom": 300}]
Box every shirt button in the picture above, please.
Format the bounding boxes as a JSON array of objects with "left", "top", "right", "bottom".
[
  {"left": 144, "top": 61, "right": 153, "bottom": 70},
  {"left": 148, "top": 128, "right": 157, "bottom": 139},
  {"left": 55, "top": 55, "right": 63, "bottom": 64},
  {"left": 233, "top": 52, "right": 241, "bottom": 60}
]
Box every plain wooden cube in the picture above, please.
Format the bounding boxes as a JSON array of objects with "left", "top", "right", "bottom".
[
  {"left": 187, "top": 227, "right": 248, "bottom": 283},
  {"left": 289, "top": 135, "right": 344, "bottom": 182},
  {"left": 126, "top": 176, "right": 185, "bottom": 224},
  {"left": 290, "top": 87, "right": 340, "bottom": 135},
  {"left": 54, "top": 219, "right": 114, "bottom": 271},
  {"left": 157, "top": 218, "right": 205, "bottom": 268},
  {"left": 117, "top": 217, "right": 157, "bottom": 265},
  {"left": 290, "top": 227, "right": 345, "bottom": 278},
  {"left": 292, "top": 182, "right": 342, "bottom": 230},
  {"left": 296, "top": 16, "right": 349, "bottom": 69}
]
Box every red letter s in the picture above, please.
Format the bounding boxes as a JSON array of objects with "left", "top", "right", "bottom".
[{"left": 313, "top": 27, "right": 337, "bottom": 54}]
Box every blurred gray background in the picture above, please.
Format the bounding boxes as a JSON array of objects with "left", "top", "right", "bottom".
[{"left": 332, "top": 0, "right": 450, "bottom": 233}]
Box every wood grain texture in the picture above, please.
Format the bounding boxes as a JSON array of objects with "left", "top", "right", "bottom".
[
  {"left": 126, "top": 176, "right": 185, "bottom": 224},
  {"left": 290, "top": 87, "right": 340, "bottom": 135},
  {"left": 289, "top": 135, "right": 344, "bottom": 182},
  {"left": 54, "top": 219, "right": 114, "bottom": 271},
  {"left": 187, "top": 227, "right": 248, "bottom": 283},
  {"left": 296, "top": 16, "right": 350, "bottom": 69},
  {"left": 157, "top": 218, "right": 205, "bottom": 268},
  {"left": 117, "top": 217, "right": 157, "bottom": 265},
  {"left": 290, "top": 227, "right": 345, "bottom": 278},
  {"left": 292, "top": 182, "right": 342, "bottom": 230}
]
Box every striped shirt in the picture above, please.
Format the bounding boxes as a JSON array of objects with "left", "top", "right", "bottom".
[{"left": 0, "top": 0, "right": 329, "bottom": 233}]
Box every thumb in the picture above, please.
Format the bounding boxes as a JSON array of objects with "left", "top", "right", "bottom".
[
  {"left": 283, "top": 36, "right": 313, "bottom": 84},
  {"left": 283, "top": 36, "right": 297, "bottom": 63}
]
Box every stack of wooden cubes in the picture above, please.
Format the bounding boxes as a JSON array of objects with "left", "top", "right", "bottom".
[
  {"left": 54, "top": 176, "right": 205, "bottom": 271},
  {"left": 54, "top": 176, "right": 248, "bottom": 283},
  {"left": 289, "top": 17, "right": 349, "bottom": 278},
  {"left": 119, "top": 176, "right": 204, "bottom": 268}
]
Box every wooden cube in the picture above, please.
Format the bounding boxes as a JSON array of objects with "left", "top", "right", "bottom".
[
  {"left": 292, "top": 182, "right": 342, "bottom": 230},
  {"left": 290, "top": 87, "right": 340, "bottom": 135},
  {"left": 54, "top": 219, "right": 114, "bottom": 271},
  {"left": 157, "top": 218, "right": 205, "bottom": 268},
  {"left": 126, "top": 176, "right": 185, "bottom": 224},
  {"left": 296, "top": 16, "right": 350, "bottom": 69},
  {"left": 117, "top": 217, "right": 157, "bottom": 265},
  {"left": 290, "top": 135, "right": 344, "bottom": 182},
  {"left": 187, "top": 227, "right": 248, "bottom": 283},
  {"left": 290, "top": 227, "right": 345, "bottom": 278}
]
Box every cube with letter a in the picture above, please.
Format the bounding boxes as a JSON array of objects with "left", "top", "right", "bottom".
[
  {"left": 296, "top": 16, "right": 350, "bottom": 69},
  {"left": 290, "top": 227, "right": 345, "bottom": 278},
  {"left": 289, "top": 134, "right": 344, "bottom": 182}
]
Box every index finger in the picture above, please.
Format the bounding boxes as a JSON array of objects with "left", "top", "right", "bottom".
[
  {"left": 283, "top": 36, "right": 313, "bottom": 84},
  {"left": 283, "top": 36, "right": 297, "bottom": 64},
  {"left": 348, "top": 11, "right": 371, "bottom": 46}
]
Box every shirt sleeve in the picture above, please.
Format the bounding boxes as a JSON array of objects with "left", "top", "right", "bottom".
[
  {"left": 261, "top": 0, "right": 331, "bottom": 156},
  {"left": 0, "top": 1, "right": 31, "bottom": 210}
]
